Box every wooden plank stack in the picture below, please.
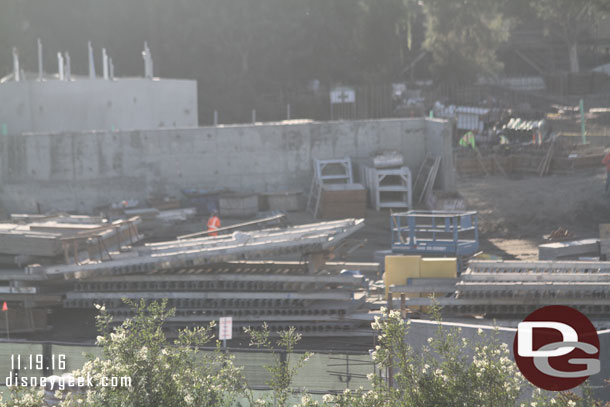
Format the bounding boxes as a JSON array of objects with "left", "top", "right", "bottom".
[{"left": 318, "top": 184, "right": 367, "bottom": 219}]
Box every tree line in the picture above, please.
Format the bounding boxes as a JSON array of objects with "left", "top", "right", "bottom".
[{"left": 0, "top": 0, "right": 608, "bottom": 123}]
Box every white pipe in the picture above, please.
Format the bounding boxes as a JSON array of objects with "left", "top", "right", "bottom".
[
  {"left": 57, "top": 52, "right": 64, "bottom": 80},
  {"left": 64, "top": 52, "right": 71, "bottom": 81},
  {"left": 12, "top": 47, "right": 20, "bottom": 82},
  {"left": 102, "top": 48, "right": 109, "bottom": 80},
  {"left": 109, "top": 57, "right": 114, "bottom": 80},
  {"left": 37, "top": 39, "right": 43, "bottom": 81},
  {"left": 88, "top": 41, "right": 96, "bottom": 79}
]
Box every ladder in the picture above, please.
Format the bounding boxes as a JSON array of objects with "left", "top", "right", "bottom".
[
  {"left": 306, "top": 177, "right": 323, "bottom": 218},
  {"left": 414, "top": 155, "right": 441, "bottom": 204}
]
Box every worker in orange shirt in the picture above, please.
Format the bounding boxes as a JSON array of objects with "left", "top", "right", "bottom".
[
  {"left": 603, "top": 151, "right": 610, "bottom": 195},
  {"left": 207, "top": 210, "right": 221, "bottom": 236}
]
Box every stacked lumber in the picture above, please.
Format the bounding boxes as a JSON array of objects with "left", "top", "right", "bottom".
[
  {"left": 0, "top": 228, "right": 62, "bottom": 256},
  {"left": 124, "top": 207, "right": 196, "bottom": 233},
  {"left": 318, "top": 184, "right": 366, "bottom": 219},
  {"left": 0, "top": 216, "right": 143, "bottom": 265}
]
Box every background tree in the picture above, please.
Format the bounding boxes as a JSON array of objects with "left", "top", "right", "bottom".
[
  {"left": 421, "top": 0, "right": 511, "bottom": 84},
  {"left": 530, "top": 0, "right": 610, "bottom": 73}
]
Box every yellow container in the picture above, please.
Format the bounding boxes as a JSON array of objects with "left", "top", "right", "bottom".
[
  {"left": 383, "top": 255, "right": 421, "bottom": 298},
  {"left": 420, "top": 258, "right": 457, "bottom": 278},
  {"left": 419, "top": 257, "right": 457, "bottom": 311}
]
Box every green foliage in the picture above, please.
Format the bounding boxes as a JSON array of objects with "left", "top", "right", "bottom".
[
  {"left": 244, "top": 323, "right": 312, "bottom": 407},
  {"left": 421, "top": 0, "right": 511, "bottom": 83},
  {"left": 317, "top": 307, "right": 603, "bottom": 407},
  {"left": 3, "top": 301, "right": 606, "bottom": 406},
  {"left": 0, "top": 387, "right": 45, "bottom": 407},
  {"left": 60, "top": 299, "right": 246, "bottom": 407}
]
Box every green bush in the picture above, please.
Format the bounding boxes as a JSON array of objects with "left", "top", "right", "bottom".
[{"left": 2, "top": 302, "right": 605, "bottom": 407}]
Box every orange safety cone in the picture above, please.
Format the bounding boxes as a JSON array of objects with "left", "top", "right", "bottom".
[{"left": 2, "top": 302, "right": 7, "bottom": 311}]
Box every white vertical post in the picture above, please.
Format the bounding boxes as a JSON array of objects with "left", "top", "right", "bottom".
[
  {"left": 109, "top": 58, "right": 114, "bottom": 80},
  {"left": 102, "top": 48, "right": 109, "bottom": 80},
  {"left": 57, "top": 52, "right": 64, "bottom": 80},
  {"left": 287, "top": 104, "right": 291, "bottom": 120},
  {"left": 37, "top": 39, "right": 43, "bottom": 81},
  {"left": 12, "top": 48, "right": 20, "bottom": 82},
  {"left": 213, "top": 110, "right": 218, "bottom": 126},
  {"left": 252, "top": 109, "right": 256, "bottom": 124},
  {"left": 88, "top": 41, "right": 96, "bottom": 79},
  {"left": 143, "top": 42, "right": 153, "bottom": 78},
  {"left": 64, "top": 52, "right": 71, "bottom": 81}
]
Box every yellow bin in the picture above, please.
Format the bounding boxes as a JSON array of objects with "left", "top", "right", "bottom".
[{"left": 383, "top": 255, "right": 421, "bottom": 298}]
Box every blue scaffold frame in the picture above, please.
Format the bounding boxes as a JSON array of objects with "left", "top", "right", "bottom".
[{"left": 391, "top": 210, "right": 479, "bottom": 257}]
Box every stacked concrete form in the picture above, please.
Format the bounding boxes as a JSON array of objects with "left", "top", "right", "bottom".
[
  {"left": 390, "top": 260, "right": 610, "bottom": 318},
  {"left": 64, "top": 261, "right": 368, "bottom": 336},
  {"left": 361, "top": 166, "right": 412, "bottom": 211},
  {"left": 9, "top": 218, "right": 370, "bottom": 336},
  {"left": 29, "top": 219, "right": 364, "bottom": 278}
]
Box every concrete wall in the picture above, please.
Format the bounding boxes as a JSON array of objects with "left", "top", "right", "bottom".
[
  {"left": 0, "top": 118, "right": 454, "bottom": 213},
  {"left": 0, "top": 78, "right": 197, "bottom": 135}
]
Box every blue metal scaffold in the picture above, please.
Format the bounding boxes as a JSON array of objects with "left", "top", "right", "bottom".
[{"left": 391, "top": 210, "right": 479, "bottom": 257}]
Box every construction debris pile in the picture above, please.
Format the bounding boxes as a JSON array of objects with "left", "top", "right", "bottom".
[
  {"left": 455, "top": 139, "right": 605, "bottom": 176},
  {"left": 0, "top": 214, "right": 142, "bottom": 267}
]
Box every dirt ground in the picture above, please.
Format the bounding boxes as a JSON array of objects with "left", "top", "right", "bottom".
[
  {"left": 457, "top": 169, "right": 610, "bottom": 259},
  {"left": 171, "top": 168, "right": 610, "bottom": 262},
  {"left": 332, "top": 167, "right": 610, "bottom": 261}
]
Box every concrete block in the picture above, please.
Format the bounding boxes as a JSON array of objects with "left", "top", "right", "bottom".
[
  {"left": 219, "top": 193, "right": 259, "bottom": 218},
  {"left": 600, "top": 224, "right": 610, "bottom": 240},
  {"left": 264, "top": 191, "right": 302, "bottom": 212},
  {"left": 538, "top": 239, "right": 600, "bottom": 260}
]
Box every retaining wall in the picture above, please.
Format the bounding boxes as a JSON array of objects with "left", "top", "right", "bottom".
[{"left": 0, "top": 118, "right": 454, "bottom": 213}]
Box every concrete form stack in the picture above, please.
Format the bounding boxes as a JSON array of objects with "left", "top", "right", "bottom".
[
  {"left": 0, "top": 215, "right": 144, "bottom": 334},
  {"left": 65, "top": 261, "right": 368, "bottom": 335},
  {"left": 360, "top": 152, "right": 413, "bottom": 211},
  {"left": 25, "top": 218, "right": 370, "bottom": 336},
  {"left": 361, "top": 166, "right": 412, "bottom": 211},
  {"left": 391, "top": 260, "right": 610, "bottom": 318}
]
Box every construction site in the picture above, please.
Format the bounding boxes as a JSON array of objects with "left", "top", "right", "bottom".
[{"left": 1, "top": 27, "right": 610, "bottom": 400}]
